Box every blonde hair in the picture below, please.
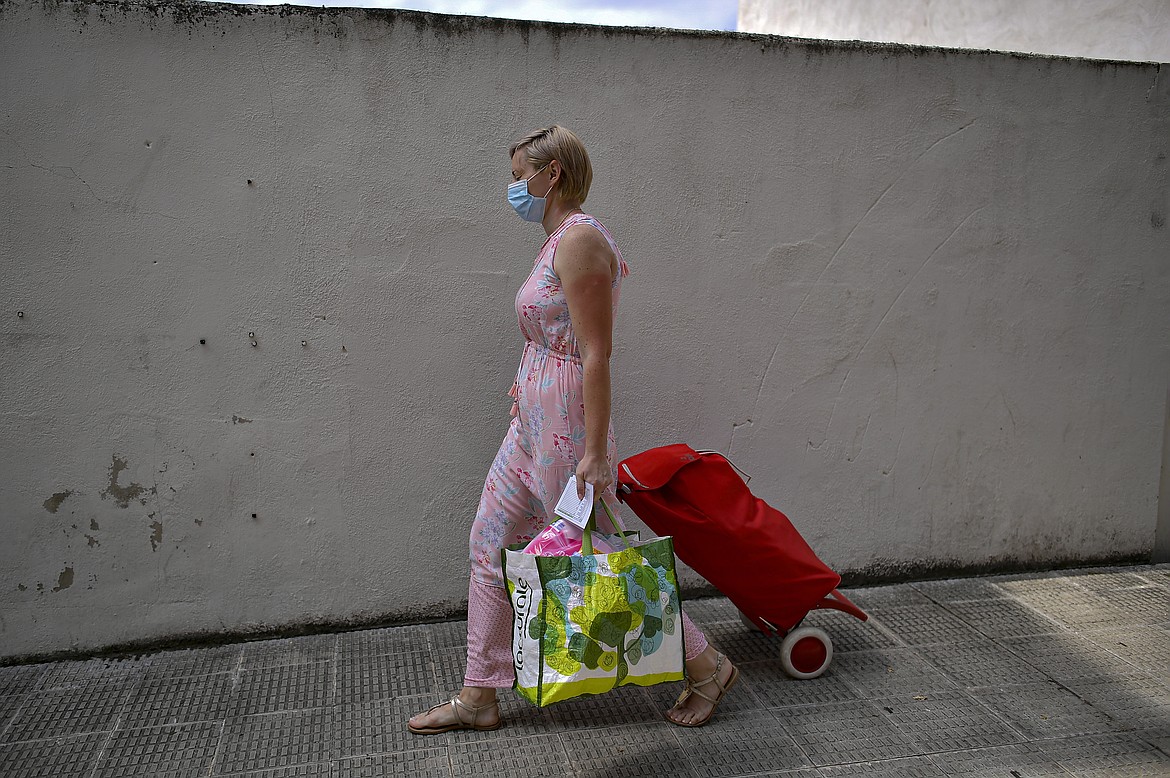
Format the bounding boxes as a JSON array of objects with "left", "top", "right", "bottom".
[{"left": 509, "top": 125, "right": 593, "bottom": 206}]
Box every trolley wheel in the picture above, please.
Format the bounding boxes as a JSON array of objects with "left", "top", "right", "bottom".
[{"left": 780, "top": 626, "right": 833, "bottom": 679}]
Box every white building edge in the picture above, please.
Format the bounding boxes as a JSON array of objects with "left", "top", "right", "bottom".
[{"left": 739, "top": 0, "right": 1170, "bottom": 63}]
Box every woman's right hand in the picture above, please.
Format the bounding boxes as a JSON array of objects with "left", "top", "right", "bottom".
[{"left": 575, "top": 451, "right": 612, "bottom": 500}]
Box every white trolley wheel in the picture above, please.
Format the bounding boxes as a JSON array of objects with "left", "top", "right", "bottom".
[{"left": 780, "top": 626, "right": 834, "bottom": 679}]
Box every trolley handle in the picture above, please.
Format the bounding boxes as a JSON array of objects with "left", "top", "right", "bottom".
[
  {"left": 693, "top": 449, "right": 752, "bottom": 484},
  {"left": 617, "top": 448, "right": 753, "bottom": 494}
]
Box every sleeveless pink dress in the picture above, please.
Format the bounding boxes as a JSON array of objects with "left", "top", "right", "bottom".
[
  {"left": 469, "top": 212, "right": 629, "bottom": 588},
  {"left": 462, "top": 212, "right": 708, "bottom": 687}
]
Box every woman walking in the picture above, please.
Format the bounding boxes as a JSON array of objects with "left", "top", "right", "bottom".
[{"left": 408, "top": 125, "right": 738, "bottom": 733}]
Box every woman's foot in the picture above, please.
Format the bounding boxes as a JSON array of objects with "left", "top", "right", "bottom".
[
  {"left": 665, "top": 649, "right": 739, "bottom": 727},
  {"left": 408, "top": 687, "right": 501, "bottom": 734}
]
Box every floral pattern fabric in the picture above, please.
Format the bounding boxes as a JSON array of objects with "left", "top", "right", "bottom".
[
  {"left": 502, "top": 535, "right": 685, "bottom": 706},
  {"left": 469, "top": 213, "right": 630, "bottom": 589}
]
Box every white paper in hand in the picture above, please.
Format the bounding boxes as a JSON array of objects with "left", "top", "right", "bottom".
[{"left": 554, "top": 479, "right": 594, "bottom": 529}]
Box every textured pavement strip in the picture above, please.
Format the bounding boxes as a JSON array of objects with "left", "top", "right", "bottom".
[{"left": 0, "top": 564, "right": 1167, "bottom": 776}]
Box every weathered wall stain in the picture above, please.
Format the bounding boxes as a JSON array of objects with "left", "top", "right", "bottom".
[
  {"left": 42, "top": 490, "right": 74, "bottom": 513},
  {"left": 149, "top": 520, "right": 163, "bottom": 552},
  {"left": 99, "top": 455, "right": 156, "bottom": 508},
  {"left": 51, "top": 566, "right": 74, "bottom": 592}
]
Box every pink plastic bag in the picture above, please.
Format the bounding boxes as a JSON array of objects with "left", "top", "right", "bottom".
[{"left": 522, "top": 519, "right": 623, "bottom": 556}]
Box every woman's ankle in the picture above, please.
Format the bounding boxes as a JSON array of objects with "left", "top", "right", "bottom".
[
  {"left": 685, "top": 646, "right": 719, "bottom": 675},
  {"left": 459, "top": 685, "right": 497, "bottom": 705}
]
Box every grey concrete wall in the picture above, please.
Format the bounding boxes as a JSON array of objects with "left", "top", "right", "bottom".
[
  {"left": 739, "top": 0, "right": 1170, "bottom": 63},
  {"left": 0, "top": 0, "right": 1166, "bottom": 661}
]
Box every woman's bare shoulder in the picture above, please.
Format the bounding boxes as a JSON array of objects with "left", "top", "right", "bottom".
[{"left": 556, "top": 221, "right": 616, "bottom": 276}]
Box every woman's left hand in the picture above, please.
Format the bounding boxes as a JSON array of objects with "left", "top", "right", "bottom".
[{"left": 575, "top": 452, "right": 612, "bottom": 499}]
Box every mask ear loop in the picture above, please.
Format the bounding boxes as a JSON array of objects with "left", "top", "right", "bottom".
[
  {"left": 541, "top": 164, "right": 557, "bottom": 201},
  {"left": 525, "top": 161, "right": 551, "bottom": 185}
]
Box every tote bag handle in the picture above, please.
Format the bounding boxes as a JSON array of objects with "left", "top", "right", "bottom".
[{"left": 581, "top": 497, "right": 631, "bottom": 555}]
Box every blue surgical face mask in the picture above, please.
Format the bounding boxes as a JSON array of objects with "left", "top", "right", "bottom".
[{"left": 508, "top": 162, "right": 553, "bottom": 222}]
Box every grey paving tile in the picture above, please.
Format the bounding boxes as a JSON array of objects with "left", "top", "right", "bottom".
[
  {"left": 998, "top": 633, "right": 1132, "bottom": 681},
  {"left": 145, "top": 645, "right": 242, "bottom": 679},
  {"left": 120, "top": 670, "right": 234, "bottom": 726},
  {"left": 681, "top": 596, "right": 743, "bottom": 625},
  {"left": 1086, "top": 626, "right": 1170, "bottom": 678},
  {"left": 926, "top": 741, "right": 1073, "bottom": 776},
  {"left": 1038, "top": 731, "right": 1170, "bottom": 776},
  {"left": 1012, "top": 589, "right": 1136, "bottom": 632},
  {"left": 441, "top": 692, "right": 555, "bottom": 744},
  {"left": 4, "top": 677, "right": 134, "bottom": 741},
  {"left": 866, "top": 604, "right": 986, "bottom": 647},
  {"left": 214, "top": 708, "right": 334, "bottom": 774},
  {"left": 834, "top": 648, "right": 959, "bottom": 699},
  {"left": 873, "top": 690, "right": 1021, "bottom": 754},
  {"left": 91, "top": 720, "right": 221, "bottom": 778},
  {"left": 943, "top": 599, "right": 1065, "bottom": 639},
  {"left": 776, "top": 699, "right": 920, "bottom": 767},
  {"left": 431, "top": 647, "right": 467, "bottom": 691},
  {"left": 1142, "top": 730, "right": 1170, "bottom": 758},
  {"left": 1096, "top": 587, "right": 1170, "bottom": 627},
  {"left": 671, "top": 710, "right": 812, "bottom": 777},
  {"left": 702, "top": 620, "right": 790, "bottom": 664},
  {"left": 338, "top": 697, "right": 408, "bottom": 757},
  {"left": 336, "top": 625, "right": 433, "bottom": 659},
  {"left": 545, "top": 683, "right": 660, "bottom": 731},
  {"left": 7, "top": 566, "right": 1166, "bottom": 778},
  {"left": 914, "top": 640, "right": 1053, "bottom": 689},
  {"left": 0, "top": 731, "right": 108, "bottom": 778},
  {"left": 449, "top": 732, "right": 570, "bottom": 776},
  {"left": 0, "top": 665, "right": 48, "bottom": 698},
  {"left": 336, "top": 649, "right": 435, "bottom": 705},
  {"left": 1138, "top": 570, "right": 1170, "bottom": 590},
  {"left": 34, "top": 655, "right": 151, "bottom": 690},
  {"left": 741, "top": 660, "right": 864, "bottom": 708},
  {"left": 847, "top": 585, "right": 934, "bottom": 611},
  {"left": 1067, "top": 571, "right": 1154, "bottom": 592},
  {"left": 229, "top": 660, "right": 334, "bottom": 716},
  {"left": 334, "top": 747, "right": 452, "bottom": 777},
  {"left": 799, "top": 609, "right": 898, "bottom": 653},
  {"left": 385, "top": 691, "right": 551, "bottom": 746},
  {"left": 0, "top": 693, "right": 29, "bottom": 737},
  {"left": 1058, "top": 669, "right": 1170, "bottom": 734},
  {"left": 427, "top": 620, "right": 468, "bottom": 651},
  {"left": 995, "top": 576, "right": 1083, "bottom": 598},
  {"left": 968, "top": 681, "right": 1119, "bottom": 740},
  {"left": 561, "top": 722, "right": 696, "bottom": 777},
  {"left": 219, "top": 763, "right": 332, "bottom": 777},
  {"left": 240, "top": 634, "right": 337, "bottom": 670},
  {"left": 911, "top": 579, "right": 1011, "bottom": 604},
  {"left": 819, "top": 756, "right": 945, "bottom": 776},
  {"left": 645, "top": 663, "right": 770, "bottom": 714}
]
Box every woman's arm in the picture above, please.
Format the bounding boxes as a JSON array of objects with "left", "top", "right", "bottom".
[{"left": 556, "top": 225, "right": 617, "bottom": 500}]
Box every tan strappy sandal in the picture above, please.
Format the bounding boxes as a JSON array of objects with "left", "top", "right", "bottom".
[
  {"left": 407, "top": 694, "right": 502, "bottom": 735},
  {"left": 666, "top": 652, "right": 740, "bottom": 728}
]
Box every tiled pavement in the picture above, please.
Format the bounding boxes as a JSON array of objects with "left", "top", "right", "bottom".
[{"left": 2, "top": 564, "right": 1168, "bottom": 777}]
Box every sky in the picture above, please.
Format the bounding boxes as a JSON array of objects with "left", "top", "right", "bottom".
[{"left": 218, "top": 0, "right": 741, "bottom": 32}]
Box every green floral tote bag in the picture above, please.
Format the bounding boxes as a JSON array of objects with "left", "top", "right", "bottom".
[{"left": 502, "top": 498, "right": 685, "bottom": 707}]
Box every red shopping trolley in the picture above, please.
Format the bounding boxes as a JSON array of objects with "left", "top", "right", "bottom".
[{"left": 615, "top": 443, "right": 868, "bottom": 679}]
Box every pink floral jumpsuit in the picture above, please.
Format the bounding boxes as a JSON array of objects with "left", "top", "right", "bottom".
[{"left": 463, "top": 212, "right": 709, "bottom": 687}]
